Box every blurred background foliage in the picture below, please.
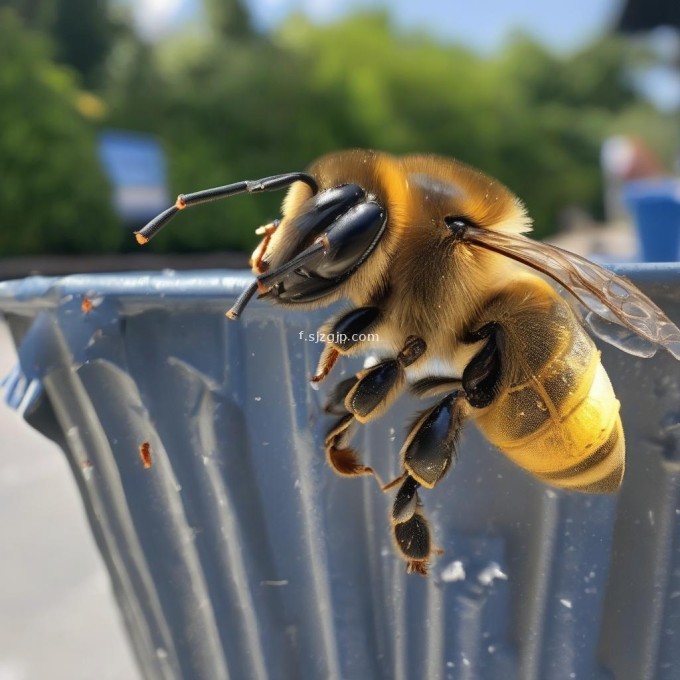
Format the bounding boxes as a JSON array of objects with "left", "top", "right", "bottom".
[{"left": 0, "top": 0, "right": 677, "bottom": 255}]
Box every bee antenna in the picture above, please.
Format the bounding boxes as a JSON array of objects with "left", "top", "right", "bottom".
[
  {"left": 134, "top": 172, "right": 318, "bottom": 244},
  {"left": 225, "top": 279, "right": 259, "bottom": 320}
]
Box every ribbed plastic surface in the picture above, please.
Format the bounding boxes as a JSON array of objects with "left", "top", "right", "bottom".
[{"left": 1, "top": 267, "right": 680, "bottom": 680}]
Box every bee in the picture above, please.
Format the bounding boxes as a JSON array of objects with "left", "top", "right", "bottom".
[{"left": 135, "top": 149, "right": 680, "bottom": 576}]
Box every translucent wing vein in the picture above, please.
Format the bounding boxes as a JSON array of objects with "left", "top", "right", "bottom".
[{"left": 462, "top": 226, "right": 680, "bottom": 360}]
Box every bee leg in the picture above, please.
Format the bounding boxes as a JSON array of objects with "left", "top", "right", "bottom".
[
  {"left": 386, "top": 390, "right": 468, "bottom": 575},
  {"left": 461, "top": 322, "right": 503, "bottom": 409},
  {"left": 402, "top": 390, "right": 467, "bottom": 488},
  {"left": 250, "top": 219, "right": 280, "bottom": 274},
  {"left": 323, "top": 376, "right": 381, "bottom": 481},
  {"left": 390, "top": 475, "right": 433, "bottom": 576},
  {"left": 324, "top": 413, "right": 379, "bottom": 480},
  {"left": 323, "top": 376, "right": 359, "bottom": 416},
  {"left": 311, "top": 346, "right": 340, "bottom": 386},
  {"left": 410, "top": 376, "right": 463, "bottom": 399},
  {"left": 311, "top": 307, "right": 382, "bottom": 385},
  {"left": 388, "top": 324, "right": 499, "bottom": 491},
  {"left": 344, "top": 335, "right": 427, "bottom": 422}
]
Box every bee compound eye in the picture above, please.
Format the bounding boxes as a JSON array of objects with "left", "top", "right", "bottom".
[
  {"left": 315, "top": 201, "right": 386, "bottom": 279},
  {"left": 289, "top": 184, "right": 366, "bottom": 242}
]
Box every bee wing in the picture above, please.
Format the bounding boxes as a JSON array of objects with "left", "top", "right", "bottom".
[{"left": 462, "top": 225, "right": 680, "bottom": 360}]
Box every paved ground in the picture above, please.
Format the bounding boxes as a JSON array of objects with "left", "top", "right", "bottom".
[{"left": 0, "top": 321, "right": 140, "bottom": 680}]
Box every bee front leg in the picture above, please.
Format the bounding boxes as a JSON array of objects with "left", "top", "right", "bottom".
[
  {"left": 311, "top": 306, "right": 383, "bottom": 386},
  {"left": 250, "top": 219, "right": 280, "bottom": 274}
]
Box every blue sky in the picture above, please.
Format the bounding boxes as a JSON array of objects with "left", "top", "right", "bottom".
[
  {"left": 245, "top": 0, "right": 619, "bottom": 54},
  {"left": 130, "top": 0, "right": 620, "bottom": 54}
]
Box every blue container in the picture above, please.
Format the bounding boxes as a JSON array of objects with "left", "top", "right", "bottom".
[
  {"left": 624, "top": 179, "right": 680, "bottom": 262},
  {"left": 98, "top": 130, "right": 170, "bottom": 225},
  {"left": 2, "top": 269, "right": 680, "bottom": 679}
]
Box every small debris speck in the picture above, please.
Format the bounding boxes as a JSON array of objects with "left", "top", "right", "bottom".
[
  {"left": 139, "top": 442, "right": 152, "bottom": 469},
  {"left": 560, "top": 598, "right": 573, "bottom": 609}
]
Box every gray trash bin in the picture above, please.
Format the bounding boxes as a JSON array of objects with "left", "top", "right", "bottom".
[{"left": 1, "top": 267, "right": 680, "bottom": 680}]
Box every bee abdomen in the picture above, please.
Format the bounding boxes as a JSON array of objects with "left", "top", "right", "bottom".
[
  {"left": 539, "top": 414, "right": 625, "bottom": 493},
  {"left": 477, "top": 334, "right": 625, "bottom": 494}
]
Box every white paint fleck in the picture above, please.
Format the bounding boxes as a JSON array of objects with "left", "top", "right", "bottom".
[
  {"left": 477, "top": 562, "right": 508, "bottom": 586},
  {"left": 560, "top": 598, "right": 573, "bottom": 609},
  {"left": 441, "top": 560, "right": 466, "bottom": 582},
  {"left": 254, "top": 396, "right": 262, "bottom": 402}
]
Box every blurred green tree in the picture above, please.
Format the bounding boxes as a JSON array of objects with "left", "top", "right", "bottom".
[
  {"left": 203, "top": 0, "right": 254, "bottom": 40},
  {"left": 275, "top": 14, "right": 628, "bottom": 236},
  {"left": 1, "top": 3, "right": 673, "bottom": 255},
  {"left": 106, "top": 11, "right": 673, "bottom": 250},
  {"left": 0, "top": 9, "right": 121, "bottom": 255},
  {"left": 0, "top": 0, "right": 118, "bottom": 85}
]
